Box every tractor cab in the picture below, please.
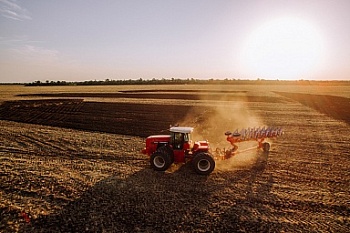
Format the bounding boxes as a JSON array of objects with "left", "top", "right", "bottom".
[{"left": 169, "top": 126, "right": 193, "bottom": 162}]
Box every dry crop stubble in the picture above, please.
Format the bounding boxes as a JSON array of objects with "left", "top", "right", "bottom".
[
  {"left": 0, "top": 84, "right": 350, "bottom": 232},
  {"left": 0, "top": 120, "right": 146, "bottom": 232},
  {"left": 266, "top": 100, "right": 350, "bottom": 230}
]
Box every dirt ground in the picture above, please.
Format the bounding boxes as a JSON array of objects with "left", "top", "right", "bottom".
[{"left": 0, "top": 85, "right": 349, "bottom": 232}]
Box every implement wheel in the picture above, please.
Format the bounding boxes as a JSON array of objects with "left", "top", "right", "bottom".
[
  {"left": 262, "top": 142, "right": 270, "bottom": 152},
  {"left": 192, "top": 153, "right": 215, "bottom": 175}
]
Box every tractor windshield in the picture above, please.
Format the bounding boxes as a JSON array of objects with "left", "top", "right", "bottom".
[{"left": 170, "top": 132, "right": 191, "bottom": 149}]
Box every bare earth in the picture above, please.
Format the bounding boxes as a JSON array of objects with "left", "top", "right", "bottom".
[{"left": 0, "top": 85, "right": 349, "bottom": 232}]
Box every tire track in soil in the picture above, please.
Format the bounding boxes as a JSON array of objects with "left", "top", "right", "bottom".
[
  {"left": 0, "top": 119, "right": 147, "bottom": 232},
  {"left": 0, "top": 126, "right": 76, "bottom": 156},
  {"left": 0, "top": 118, "right": 144, "bottom": 161}
]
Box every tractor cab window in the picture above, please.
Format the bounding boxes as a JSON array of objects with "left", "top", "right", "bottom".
[
  {"left": 183, "top": 133, "right": 190, "bottom": 142},
  {"left": 172, "top": 132, "right": 184, "bottom": 149},
  {"left": 183, "top": 133, "right": 192, "bottom": 150}
]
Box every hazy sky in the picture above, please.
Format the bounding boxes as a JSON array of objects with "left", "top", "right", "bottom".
[{"left": 1, "top": 0, "right": 350, "bottom": 83}]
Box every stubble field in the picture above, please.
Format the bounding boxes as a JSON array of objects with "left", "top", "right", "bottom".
[{"left": 0, "top": 84, "right": 349, "bottom": 232}]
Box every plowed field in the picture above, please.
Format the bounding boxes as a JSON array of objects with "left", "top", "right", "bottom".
[{"left": 0, "top": 85, "right": 349, "bottom": 232}]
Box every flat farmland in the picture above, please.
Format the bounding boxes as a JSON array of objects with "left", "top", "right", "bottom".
[{"left": 0, "top": 84, "right": 349, "bottom": 232}]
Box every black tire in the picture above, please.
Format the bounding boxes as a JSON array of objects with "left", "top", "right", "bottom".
[
  {"left": 192, "top": 153, "right": 215, "bottom": 175},
  {"left": 262, "top": 142, "right": 270, "bottom": 152},
  {"left": 157, "top": 146, "right": 174, "bottom": 164},
  {"left": 150, "top": 151, "right": 172, "bottom": 171}
]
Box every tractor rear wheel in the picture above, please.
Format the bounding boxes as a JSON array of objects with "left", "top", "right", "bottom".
[
  {"left": 157, "top": 146, "right": 174, "bottom": 164},
  {"left": 150, "top": 151, "right": 172, "bottom": 171},
  {"left": 192, "top": 153, "right": 215, "bottom": 175}
]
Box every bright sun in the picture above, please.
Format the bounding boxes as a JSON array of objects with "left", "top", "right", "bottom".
[{"left": 241, "top": 17, "right": 325, "bottom": 80}]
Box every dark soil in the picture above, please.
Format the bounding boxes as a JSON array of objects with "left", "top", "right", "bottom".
[
  {"left": 0, "top": 99, "right": 201, "bottom": 137},
  {"left": 275, "top": 92, "right": 350, "bottom": 125},
  {"left": 17, "top": 92, "right": 283, "bottom": 102}
]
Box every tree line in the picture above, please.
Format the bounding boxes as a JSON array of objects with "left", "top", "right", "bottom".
[{"left": 24, "top": 78, "right": 350, "bottom": 86}]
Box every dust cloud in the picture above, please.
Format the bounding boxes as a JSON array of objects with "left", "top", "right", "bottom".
[{"left": 178, "top": 90, "right": 265, "bottom": 171}]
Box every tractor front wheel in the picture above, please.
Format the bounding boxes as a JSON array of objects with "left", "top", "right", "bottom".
[
  {"left": 150, "top": 151, "right": 172, "bottom": 171},
  {"left": 192, "top": 153, "right": 215, "bottom": 175}
]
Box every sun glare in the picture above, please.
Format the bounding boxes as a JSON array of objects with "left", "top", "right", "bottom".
[{"left": 241, "top": 17, "right": 325, "bottom": 80}]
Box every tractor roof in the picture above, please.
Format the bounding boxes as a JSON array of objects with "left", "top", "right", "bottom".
[{"left": 169, "top": 126, "right": 194, "bottom": 133}]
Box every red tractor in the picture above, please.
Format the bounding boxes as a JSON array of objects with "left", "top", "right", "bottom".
[
  {"left": 141, "top": 126, "right": 215, "bottom": 175},
  {"left": 142, "top": 126, "right": 283, "bottom": 175}
]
